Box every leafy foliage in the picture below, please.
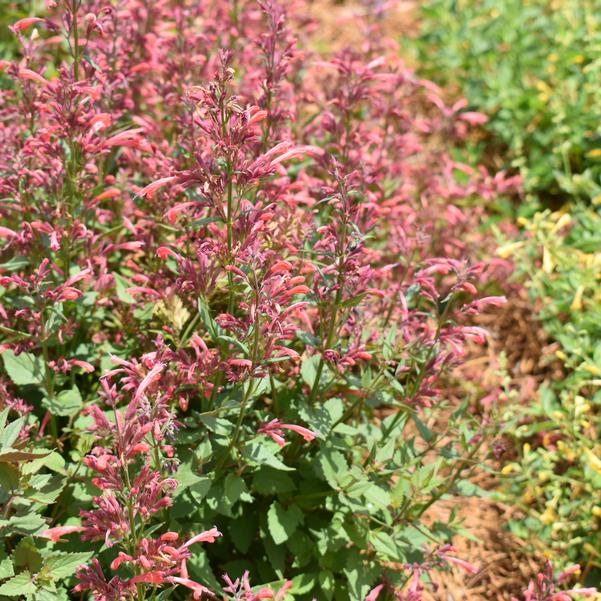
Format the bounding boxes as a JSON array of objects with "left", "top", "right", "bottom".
[
  {"left": 500, "top": 206, "right": 601, "bottom": 575},
  {"left": 416, "top": 0, "right": 601, "bottom": 210}
]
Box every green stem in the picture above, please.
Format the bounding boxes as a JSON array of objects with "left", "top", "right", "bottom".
[
  {"left": 71, "top": 0, "right": 81, "bottom": 81},
  {"left": 226, "top": 164, "right": 235, "bottom": 314},
  {"left": 308, "top": 285, "right": 342, "bottom": 405}
]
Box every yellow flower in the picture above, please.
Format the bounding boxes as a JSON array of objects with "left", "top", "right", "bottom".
[
  {"left": 592, "top": 506, "right": 601, "bottom": 518},
  {"left": 501, "top": 463, "right": 516, "bottom": 475},
  {"left": 573, "top": 55, "right": 585, "bottom": 64},
  {"left": 555, "top": 350, "right": 567, "bottom": 361},
  {"left": 543, "top": 247, "right": 555, "bottom": 273},
  {"left": 586, "top": 449, "right": 601, "bottom": 474},
  {"left": 593, "top": 195, "right": 601, "bottom": 206},
  {"left": 497, "top": 241, "right": 524, "bottom": 259},
  {"left": 584, "top": 363, "right": 601, "bottom": 376},
  {"left": 575, "top": 395, "right": 591, "bottom": 416},
  {"left": 548, "top": 52, "right": 559, "bottom": 63},
  {"left": 551, "top": 212, "right": 572, "bottom": 232},
  {"left": 588, "top": 149, "right": 601, "bottom": 158},
  {"left": 570, "top": 285, "right": 585, "bottom": 311},
  {"left": 541, "top": 507, "right": 556, "bottom": 525}
]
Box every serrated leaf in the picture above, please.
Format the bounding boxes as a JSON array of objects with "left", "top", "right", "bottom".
[
  {"left": 241, "top": 442, "right": 294, "bottom": 471},
  {"left": 224, "top": 474, "right": 250, "bottom": 506},
  {"left": 42, "top": 387, "right": 82, "bottom": 417},
  {"left": 173, "top": 462, "right": 206, "bottom": 496},
  {"left": 267, "top": 502, "right": 303, "bottom": 545},
  {"left": 0, "top": 557, "right": 14, "bottom": 580},
  {"left": 2, "top": 513, "right": 46, "bottom": 535},
  {"left": 252, "top": 468, "right": 296, "bottom": 495},
  {"left": 1, "top": 351, "right": 43, "bottom": 386},
  {"left": 370, "top": 531, "right": 400, "bottom": 560},
  {"left": 317, "top": 447, "right": 348, "bottom": 488},
  {"left": 43, "top": 552, "right": 93, "bottom": 580},
  {"left": 363, "top": 485, "right": 391, "bottom": 511},
  {"left": 0, "top": 450, "right": 51, "bottom": 464},
  {"left": 0, "top": 417, "right": 24, "bottom": 450},
  {"left": 13, "top": 538, "right": 43, "bottom": 573},
  {"left": 0, "top": 571, "right": 36, "bottom": 596}
]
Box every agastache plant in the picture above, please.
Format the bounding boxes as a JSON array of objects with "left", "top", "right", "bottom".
[{"left": 0, "top": 0, "right": 527, "bottom": 599}]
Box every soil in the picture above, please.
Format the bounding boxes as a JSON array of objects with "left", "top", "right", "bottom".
[{"left": 422, "top": 289, "right": 560, "bottom": 600}]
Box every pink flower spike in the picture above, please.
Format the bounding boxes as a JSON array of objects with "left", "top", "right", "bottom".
[
  {"left": 132, "top": 363, "right": 164, "bottom": 403},
  {"left": 11, "top": 17, "right": 45, "bottom": 32},
  {"left": 280, "top": 423, "right": 317, "bottom": 443},
  {"left": 0, "top": 226, "right": 17, "bottom": 238},
  {"left": 168, "top": 576, "right": 214, "bottom": 599},
  {"left": 565, "top": 588, "right": 597, "bottom": 597},
  {"left": 18, "top": 69, "right": 47, "bottom": 86},
  {"left": 71, "top": 360, "right": 95, "bottom": 373},
  {"left": 558, "top": 565, "right": 581, "bottom": 585},
  {"left": 258, "top": 419, "right": 317, "bottom": 446},
  {"left": 275, "top": 581, "right": 293, "bottom": 601},
  {"left": 110, "top": 552, "right": 133, "bottom": 571},
  {"left": 157, "top": 246, "right": 178, "bottom": 260},
  {"left": 130, "top": 572, "right": 165, "bottom": 585},
  {"left": 139, "top": 176, "right": 176, "bottom": 198},
  {"left": 444, "top": 555, "right": 479, "bottom": 574},
  {"left": 460, "top": 111, "right": 488, "bottom": 125},
  {"left": 39, "top": 525, "right": 86, "bottom": 542},
  {"left": 181, "top": 527, "right": 222, "bottom": 549},
  {"left": 165, "top": 202, "right": 196, "bottom": 224},
  {"left": 365, "top": 584, "right": 384, "bottom": 601}
]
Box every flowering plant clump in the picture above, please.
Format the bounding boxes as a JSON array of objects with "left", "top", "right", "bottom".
[
  {"left": 0, "top": 0, "right": 523, "bottom": 599},
  {"left": 512, "top": 562, "right": 596, "bottom": 601}
]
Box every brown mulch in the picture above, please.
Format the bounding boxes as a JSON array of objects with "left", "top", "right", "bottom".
[
  {"left": 421, "top": 288, "right": 560, "bottom": 600},
  {"left": 306, "top": 0, "right": 419, "bottom": 51},
  {"left": 423, "top": 487, "right": 539, "bottom": 601}
]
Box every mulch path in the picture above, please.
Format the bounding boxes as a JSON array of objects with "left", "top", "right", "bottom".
[{"left": 423, "top": 289, "right": 561, "bottom": 600}]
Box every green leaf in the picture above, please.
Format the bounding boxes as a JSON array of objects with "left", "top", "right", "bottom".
[
  {"left": 0, "top": 571, "right": 36, "bottom": 596},
  {"left": 0, "top": 417, "right": 24, "bottom": 450},
  {"left": 173, "top": 462, "right": 208, "bottom": 497},
  {"left": 0, "top": 450, "right": 51, "bottom": 464},
  {"left": 227, "top": 518, "right": 255, "bottom": 554},
  {"left": 2, "top": 350, "right": 43, "bottom": 386},
  {"left": 0, "top": 557, "right": 14, "bottom": 580},
  {"left": 317, "top": 447, "right": 348, "bottom": 489},
  {"left": 300, "top": 355, "right": 320, "bottom": 388},
  {"left": 215, "top": 335, "right": 248, "bottom": 355},
  {"left": 224, "top": 474, "right": 251, "bottom": 506},
  {"left": 252, "top": 468, "right": 296, "bottom": 495},
  {"left": 2, "top": 513, "right": 46, "bottom": 536},
  {"left": 43, "top": 552, "right": 93, "bottom": 580},
  {"left": 369, "top": 531, "right": 400, "bottom": 560},
  {"left": 12, "top": 538, "right": 43, "bottom": 574},
  {"left": 241, "top": 442, "right": 294, "bottom": 471},
  {"left": 113, "top": 273, "right": 135, "bottom": 304},
  {"left": 267, "top": 501, "right": 303, "bottom": 545},
  {"left": 42, "top": 387, "right": 83, "bottom": 417},
  {"left": 411, "top": 414, "right": 435, "bottom": 443},
  {"left": 25, "top": 475, "right": 65, "bottom": 505},
  {"left": 290, "top": 572, "right": 317, "bottom": 595},
  {"left": 363, "top": 485, "right": 391, "bottom": 511}
]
